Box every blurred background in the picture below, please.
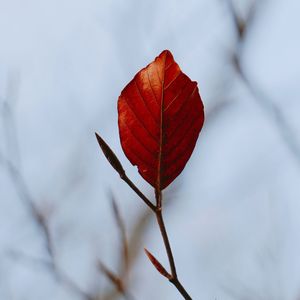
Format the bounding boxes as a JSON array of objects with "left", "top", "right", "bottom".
[{"left": 1, "top": 0, "right": 300, "bottom": 299}]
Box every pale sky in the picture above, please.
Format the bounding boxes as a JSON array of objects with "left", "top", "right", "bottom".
[{"left": 1, "top": 0, "right": 300, "bottom": 299}]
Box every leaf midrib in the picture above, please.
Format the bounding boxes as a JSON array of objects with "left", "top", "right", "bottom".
[{"left": 157, "top": 52, "right": 167, "bottom": 191}]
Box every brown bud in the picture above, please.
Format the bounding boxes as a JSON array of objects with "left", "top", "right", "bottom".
[
  {"left": 95, "top": 132, "right": 125, "bottom": 178},
  {"left": 144, "top": 248, "right": 172, "bottom": 280}
]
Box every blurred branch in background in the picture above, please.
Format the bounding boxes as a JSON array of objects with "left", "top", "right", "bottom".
[
  {"left": 218, "top": 3, "right": 296, "bottom": 299},
  {"left": 97, "top": 193, "right": 135, "bottom": 300},
  {"left": 0, "top": 75, "right": 94, "bottom": 300},
  {"left": 225, "top": 0, "right": 300, "bottom": 165}
]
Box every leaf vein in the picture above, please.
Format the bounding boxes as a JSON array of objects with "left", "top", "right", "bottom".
[
  {"left": 122, "top": 96, "right": 158, "bottom": 144},
  {"left": 164, "top": 71, "right": 181, "bottom": 91},
  {"left": 146, "top": 68, "right": 159, "bottom": 106},
  {"left": 164, "top": 81, "right": 190, "bottom": 112},
  {"left": 168, "top": 85, "right": 197, "bottom": 140},
  {"left": 134, "top": 78, "right": 159, "bottom": 126},
  {"left": 123, "top": 121, "right": 157, "bottom": 164}
]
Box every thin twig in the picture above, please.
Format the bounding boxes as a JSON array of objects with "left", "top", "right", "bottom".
[
  {"left": 155, "top": 190, "right": 177, "bottom": 278},
  {"left": 98, "top": 261, "right": 125, "bottom": 294},
  {"left": 98, "top": 260, "right": 136, "bottom": 300},
  {"left": 155, "top": 189, "right": 192, "bottom": 300},
  {"left": 95, "top": 132, "right": 156, "bottom": 212},
  {"left": 121, "top": 174, "right": 156, "bottom": 212},
  {"left": 95, "top": 133, "right": 193, "bottom": 299}
]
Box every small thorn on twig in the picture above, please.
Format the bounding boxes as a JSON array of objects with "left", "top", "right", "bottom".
[{"left": 144, "top": 248, "right": 172, "bottom": 280}]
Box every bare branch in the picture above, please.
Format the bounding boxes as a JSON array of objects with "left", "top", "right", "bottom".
[
  {"left": 1, "top": 75, "right": 94, "bottom": 300},
  {"left": 97, "top": 192, "right": 140, "bottom": 300},
  {"left": 154, "top": 190, "right": 192, "bottom": 299},
  {"left": 109, "top": 192, "right": 129, "bottom": 275},
  {"left": 95, "top": 132, "right": 193, "bottom": 298},
  {"left": 224, "top": 0, "right": 300, "bottom": 165}
]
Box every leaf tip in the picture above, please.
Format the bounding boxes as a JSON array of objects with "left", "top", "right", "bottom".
[{"left": 159, "top": 49, "right": 173, "bottom": 59}]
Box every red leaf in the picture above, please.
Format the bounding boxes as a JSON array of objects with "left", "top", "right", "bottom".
[{"left": 118, "top": 50, "right": 204, "bottom": 190}]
